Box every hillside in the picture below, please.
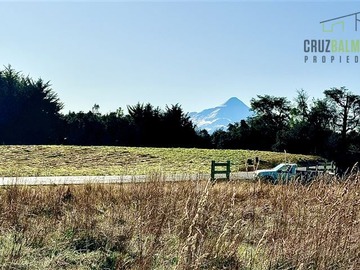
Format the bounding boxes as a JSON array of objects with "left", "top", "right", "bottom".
[{"left": 0, "top": 145, "right": 318, "bottom": 177}]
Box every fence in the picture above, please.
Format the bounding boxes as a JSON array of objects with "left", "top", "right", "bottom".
[{"left": 308, "top": 161, "right": 336, "bottom": 173}]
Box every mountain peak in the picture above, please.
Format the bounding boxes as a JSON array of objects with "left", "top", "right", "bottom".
[
  {"left": 224, "top": 97, "right": 241, "bottom": 105},
  {"left": 222, "top": 97, "right": 248, "bottom": 107},
  {"left": 189, "top": 97, "right": 252, "bottom": 133}
]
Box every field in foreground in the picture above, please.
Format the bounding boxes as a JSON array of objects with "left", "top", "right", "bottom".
[
  {"left": 0, "top": 175, "right": 358, "bottom": 269},
  {"left": 0, "top": 145, "right": 318, "bottom": 177}
]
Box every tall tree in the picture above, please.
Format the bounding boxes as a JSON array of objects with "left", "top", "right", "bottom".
[
  {"left": 127, "top": 103, "right": 162, "bottom": 145},
  {"left": 162, "top": 104, "right": 196, "bottom": 147},
  {"left": 250, "top": 95, "right": 291, "bottom": 129},
  {"left": 281, "top": 99, "right": 335, "bottom": 155},
  {"left": 308, "top": 99, "right": 335, "bottom": 131},
  {"left": 0, "top": 65, "right": 63, "bottom": 144},
  {"left": 249, "top": 95, "right": 291, "bottom": 150},
  {"left": 292, "top": 89, "right": 309, "bottom": 123},
  {"left": 324, "top": 87, "right": 360, "bottom": 143}
]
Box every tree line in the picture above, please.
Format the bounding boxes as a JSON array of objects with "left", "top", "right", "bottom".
[
  {"left": 0, "top": 66, "right": 200, "bottom": 147},
  {"left": 212, "top": 89, "right": 360, "bottom": 172},
  {"left": 1, "top": 66, "right": 359, "bottom": 171}
]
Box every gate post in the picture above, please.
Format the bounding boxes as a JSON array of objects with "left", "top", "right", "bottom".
[{"left": 211, "top": 160, "right": 216, "bottom": 180}]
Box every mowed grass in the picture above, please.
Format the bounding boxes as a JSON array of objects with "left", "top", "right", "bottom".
[
  {"left": 0, "top": 175, "right": 358, "bottom": 269},
  {"left": 0, "top": 145, "right": 318, "bottom": 177}
]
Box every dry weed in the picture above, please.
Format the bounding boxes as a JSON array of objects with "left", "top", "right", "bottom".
[{"left": 0, "top": 173, "right": 358, "bottom": 269}]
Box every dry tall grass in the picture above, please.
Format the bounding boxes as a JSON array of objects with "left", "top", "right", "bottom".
[{"left": 0, "top": 174, "right": 358, "bottom": 269}]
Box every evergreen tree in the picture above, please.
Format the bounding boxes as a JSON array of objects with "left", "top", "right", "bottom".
[{"left": 0, "top": 65, "right": 63, "bottom": 144}]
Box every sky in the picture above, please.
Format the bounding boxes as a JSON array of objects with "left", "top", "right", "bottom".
[{"left": 0, "top": 0, "right": 360, "bottom": 114}]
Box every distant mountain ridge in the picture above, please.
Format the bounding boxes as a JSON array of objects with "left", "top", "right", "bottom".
[{"left": 189, "top": 97, "right": 252, "bottom": 133}]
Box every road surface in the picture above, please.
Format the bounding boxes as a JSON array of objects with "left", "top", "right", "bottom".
[{"left": 0, "top": 171, "right": 255, "bottom": 186}]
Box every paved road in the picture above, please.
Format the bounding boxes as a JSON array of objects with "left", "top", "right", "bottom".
[{"left": 0, "top": 171, "right": 255, "bottom": 186}]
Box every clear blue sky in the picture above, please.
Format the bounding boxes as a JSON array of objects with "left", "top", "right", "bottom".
[{"left": 0, "top": 1, "right": 359, "bottom": 114}]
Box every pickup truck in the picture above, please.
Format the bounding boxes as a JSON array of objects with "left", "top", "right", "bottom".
[
  {"left": 254, "top": 161, "right": 336, "bottom": 184},
  {"left": 254, "top": 163, "right": 298, "bottom": 183}
]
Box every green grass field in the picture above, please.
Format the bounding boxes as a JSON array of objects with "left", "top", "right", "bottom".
[{"left": 0, "top": 145, "right": 319, "bottom": 177}]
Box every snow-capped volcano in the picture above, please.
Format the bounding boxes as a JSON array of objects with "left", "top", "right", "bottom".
[{"left": 189, "top": 97, "right": 252, "bottom": 133}]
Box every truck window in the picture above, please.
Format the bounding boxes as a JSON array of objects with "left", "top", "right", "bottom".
[{"left": 279, "top": 165, "right": 290, "bottom": 172}]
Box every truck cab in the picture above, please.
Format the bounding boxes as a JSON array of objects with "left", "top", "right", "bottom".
[{"left": 254, "top": 163, "right": 297, "bottom": 183}]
